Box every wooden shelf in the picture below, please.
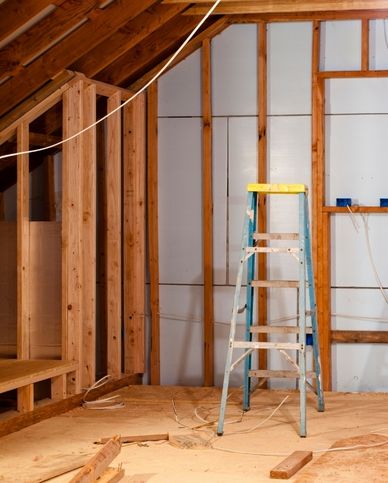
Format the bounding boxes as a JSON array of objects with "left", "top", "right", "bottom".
[
  {"left": 0, "top": 359, "right": 77, "bottom": 394},
  {"left": 323, "top": 206, "right": 388, "bottom": 213}
]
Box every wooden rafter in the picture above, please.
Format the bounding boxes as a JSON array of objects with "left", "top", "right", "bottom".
[
  {"left": 72, "top": 3, "right": 190, "bottom": 78},
  {"left": 96, "top": 15, "right": 203, "bottom": 87},
  {"left": 0, "top": 0, "right": 158, "bottom": 117}
]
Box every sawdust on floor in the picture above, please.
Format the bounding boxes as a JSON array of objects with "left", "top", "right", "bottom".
[{"left": 0, "top": 386, "right": 388, "bottom": 482}]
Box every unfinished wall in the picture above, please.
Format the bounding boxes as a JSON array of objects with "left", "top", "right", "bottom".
[{"left": 157, "top": 21, "right": 388, "bottom": 392}]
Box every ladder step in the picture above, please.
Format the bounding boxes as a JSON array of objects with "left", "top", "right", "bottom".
[
  {"left": 233, "top": 341, "right": 301, "bottom": 350},
  {"left": 254, "top": 233, "right": 299, "bottom": 241},
  {"left": 250, "top": 326, "right": 313, "bottom": 334},
  {"left": 252, "top": 280, "right": 300, "bottom": 288},
  {"left": 246, "top": 247, "right": 300, "bottom": 254},
  {"left": 249, "top": 370, "right": 316, "bottom": 379}
]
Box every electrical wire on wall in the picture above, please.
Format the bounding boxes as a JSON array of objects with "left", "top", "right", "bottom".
[{"left": 0, "top": 0, "right": 222, "bottom": 161}]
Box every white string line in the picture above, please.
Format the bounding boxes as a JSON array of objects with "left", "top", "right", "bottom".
[{"left": 0, "top": 0, "right": 222, "bottom": 161}]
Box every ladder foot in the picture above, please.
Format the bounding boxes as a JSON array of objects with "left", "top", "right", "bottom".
[{"left": 216, "top": 431, "right": 224, "bottom": 437}]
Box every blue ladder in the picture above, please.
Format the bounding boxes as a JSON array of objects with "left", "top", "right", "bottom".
[{"left": 217, "top": 183, "right": 325, "bottom": 438}]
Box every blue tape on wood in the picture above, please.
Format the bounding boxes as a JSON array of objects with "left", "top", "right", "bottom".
[
  {"left": 336, "top": 198, "right": 352, "bottom": 207},
  {"left": 380, "top": 198, "right": 388, "bottom": 207}
]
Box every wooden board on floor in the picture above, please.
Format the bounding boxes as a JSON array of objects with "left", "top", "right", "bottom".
[
  {"left": 296, "top": 434, "right": 388, "bottom": 482},
  {"left": 270, "top": 451, "right": 312, "bottom": 479}
]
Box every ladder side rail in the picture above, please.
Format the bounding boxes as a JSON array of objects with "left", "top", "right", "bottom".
[
  {"left": 243, "top": 191, "right": 257, "bottom": 411},
  {"left": 217, "top": 191, "right": 255, "bottom": 436},
  {"left": 304, "top": 195, "right": 325, "bottom": 411},
  {"left": 298, "top": 192, "right": 307, "bottom": 437}
]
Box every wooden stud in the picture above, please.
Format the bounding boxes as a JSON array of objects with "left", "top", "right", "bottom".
[
  {"left": 361, "top": 19, "right": 370, "bottom": 71},
  {"left": 43, "top": 155, "right": 56, "bottom": 221},
  {"left": 230, "top": 11, "right": 388, "bottom": 22},
  {"left": 17, "top": 122, "right": 30, "bottom": 360},
  {"left": 257, "top": 22, "right": 268, "bottom": 381},
  {"left": 51, "top": 373, "right": 67, "bottom": 401},
  {"left": 332, "top": 330, "right": 388, "bottom": 343},
  {"left": 106, "top": 92, "right": 122, "bottom": 379},
  {"left": 82, "top": 83, "right": 97, "bottom": 388},
  {"left": 323, "top": 206, "right": 388, "bottom": 213},
  {"left": 62, "top": 80, "right": 83, "bottom": 394},
  {"left": 17, "top": 384, "right": 34, "bottom": 413},
  {"left": 0, "top": 192, "right": 4, "bottom": 221},
  {"left": 147, "top": 82, "right": 161, "bottom": 385},
  {"left": 202, "top": 38, "right": 214, "bottom": 387},
  {"left": 270, "top": 450, "right": 313, "bottom": 479},
  {"left": 123, "top": 94, "right": 146, "bottom": 375}
]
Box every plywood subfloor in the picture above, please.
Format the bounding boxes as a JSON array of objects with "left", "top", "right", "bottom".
[{"left": 0, "top": 386, "right": 388, "bottom": 482}]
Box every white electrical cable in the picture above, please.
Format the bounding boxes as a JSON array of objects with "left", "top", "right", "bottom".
[
  {"left": 82, "top": 375, "right": 125, "bottom": 410},
  {"left": 0, "top": 0, "right": 222, "bottom": 161}
]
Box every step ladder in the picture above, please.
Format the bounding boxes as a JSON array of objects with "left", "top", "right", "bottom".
[{"left": 217, "top": 183, "right": 325, "bottom": 438}]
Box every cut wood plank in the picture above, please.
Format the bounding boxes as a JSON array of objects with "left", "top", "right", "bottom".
[
  {"left": 17, "top": 383, "right": 34, "bottom": 413},
  {"left": 69, "top": 436, "right": 121, "bottom": 483},
  {"left": 361, "top": 19, "right": 370, "bottom": 70},
  {"left": 106, "top": 92, "right": 122, "bottom": 379},
  {"left": 270, "top": 451, "right": 312, "bottom": 479},
  {"left": 98, "top": 433, "right": 169, "bottom": 445},
  {"left": 29, "top": 454, "right": 93, "bottom": 483},
  {"left": 147, "top": 82, "right": 160, "bottom": 385},
  {"left": 250, "top": 326, "right": 313, "bottom": 334},
  {"left": 250, "top": 370, "right": 316, "bottom": 379},
  {"left": 253, "top": 233, "right": 299, "bottom": 240},
  {"left": 332, "top": 330, "right": 388, "bottom": 343},
  {"left": 252, "top": 280, "right": 300, "bottom": 288},
  {"left": 202, "top": 37, "right": 214, "bottom": 387},
  {"left": 51, "top": 373, "right": 66, "bottom": 401},
  {"left": 123, "top": 94, "right": 146, "bottom": 375}
]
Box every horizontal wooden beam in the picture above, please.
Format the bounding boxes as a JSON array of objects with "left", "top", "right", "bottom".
[
  {"left": 229, "top": 10, "right": 388, "bottom": 22},
  {"left": 332, "top": 330, "right": 388, "bottom": 343},
  {"left": 323, "top": 206, "right": 388, "bottom": 213},
  {"left": 166, "top": 0, "right": 388, "bottom": 14},
  {"left": 318, "top": 69, "right": 388, "bottom": 78}
]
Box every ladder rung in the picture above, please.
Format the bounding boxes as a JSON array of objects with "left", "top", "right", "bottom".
[
  {"left": 250, "top": 326, "right": 313, "bottom": 334},
  {"left": 253, "top": 233, "right": 299, "bottom": 241},
  {"left": 249, "top": 370, "right": 316, "bottom": 379},
  {"left": 233, "top": 341, "right": 301, "bottom": 350},
  {"left": 252, "top": 280, "right": 300, "bottom": 288},
  {"left": 246, "top": 247, "right": 299, "bottom": 254}
]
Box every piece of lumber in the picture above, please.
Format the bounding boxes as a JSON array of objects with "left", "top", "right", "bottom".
[
  {"left": 270, "top": 451, "right": 313, "bottom": 479},
  {"left": 230, "top": 11, "right": 388, "bottom": 22},
  {"left": 147, "top": 82, "right": 160, "bottom": 385},
  {"left": 123, "top": 95, "right": 146, "bottom": 374},
  {"left": 323, "top": 206, "right": 388, "bottom": 213},
  {"left": 82, "top": 83, "right": 97, "bottom": 388},
  {"left": 51, "top": 373, "right": 67, "bottom": 401},
  {"left": 257, "top": 21, "right": 268, "bottom": 383},
  {"left": 17, "top": 383, "right": 34, "bottom": 413},
  {"left": 62, "top": 80, "right": 84, "bottom": 394},
  {"left": 43, "top": 155, "right": 56, "bottom": 220},
  {"left": 29, "top": 454, "right": 93, "bottom": 483},
  {"left": 0, "top": 373, "right": 141, "bottom": 438},
  {"left": 97, "top": 467, "right": 125, "bottom": 483},
  {"left": 0, "top": 0, "right": 157, "bottom": 116},
  {"left": 17, "top": 122, "right": 30, "bottom": 360},
  {"left": 106, "top": 92, "right": 122, "bottom": 379},
  {"left": 98, "top": 433, "right": 169, "bottom": 445},
  {"left": 202, "top": 37, "right": 214, "bottom": 387},
  {"left": 332, "top": 330, "right": 388, "bottom": 343},
  {"left": 361, "top": 19, "right": 370, "bottom": 70},
  {"left": 69, "top": 436, "right": 121, "bottom": 483}
]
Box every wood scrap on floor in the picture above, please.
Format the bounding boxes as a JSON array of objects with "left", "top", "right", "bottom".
[
  {"left": 95, "top": 465, "right": 125, "bottom": 483},
  {"left": 169, "top": 433, "right": 212, "bottom": 449},
  {"left": 69, "top": 435, "right": 123, "bottom": 483},
  {"left": 295, "top": 433, "right": 388, "bottom": 482},
  {"left": 97, "top": 433, "right": 169, "bottom": 445},
  {"left": 270, "top": 451, "right": 313, "bottom": 479}
]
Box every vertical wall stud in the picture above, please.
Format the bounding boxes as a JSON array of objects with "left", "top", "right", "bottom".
[
  {"left": 202, "top": 38, "right": 214, "bottom": 387},
  {"left": 106, "top": 92, "right": 122, "bottom": 378},
  {"left": 147, "top": 82, "right": 161, "bottom": 385},
  {"left": 62, "top": 80, "right": 83, "bottom": 394},
  {"left": 82, "top": 83, "right": 97, "bottom": 387},
  {"left": 123, "top": 94, "right": 146, "bottom": 375},
  {"left": 361, "top": 19, "right": 370, "bottom": 71},
  {"left": 257, "top": 23, "right": 268, "bottom": 380}
]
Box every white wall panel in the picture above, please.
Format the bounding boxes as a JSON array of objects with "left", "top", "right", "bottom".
[
  {"left": 228, "top": 117, "right": 257, "bottom": 282},
  {"left": 158, "top": 50, "right": 201, "bottom": 117},
  {"left": 212, "top": 24, "right": 257, "bottom": 116},
  {"left": 158, "top": 118, "right": 203, "bottom": 284},
  {"left": 320, "top": 21, "right": 361, "bottom": 71},
  {"left": 160, "top": 285, "right": 203, "bottom": 385},
  {"left": 326, "top": 115, "right": 388, "bottom": 206},
  {"left": 326, "top": 78, "right": 388, "bottom": 114},
  {"left": 369, "top": 20, "right": 388, "bottom": 70},
  {"left": 268, "top": 22, "right": 312, "bottom": 115},
  {"left": 331, "top": 215, "right": 388, "bottom": 287},
  {"left": 213, "top": 118, "right": 228, "bottom": 285}
]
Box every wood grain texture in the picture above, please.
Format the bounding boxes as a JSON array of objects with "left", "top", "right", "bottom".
[
  {"left": 17, "top": 122, "right": 30, "bottom": 359},
  {"left": 17, "top": 384, "right": 34, "bottom": 413},
  {"left": 82, "top": 83, "right": 97, "bottom": 387},
  {"left": 361, "top": 18, "right": 370, "bottom": 70},
  {"left": 332, "top": 330, "right": 388, "bottom": 343},
  {"left": 270, "top": 451, "right": 312, "bottom": 479},
  {"left": 123, "top": 95, "right": 146, "bottom": 375},
  {"left": 202, "top": 38, "right": 214, "bottom": 387},
  {"left": 106, "top": 92, "right": 122, "bottom": 379},
  {"left": 147, "top": 82, "right": 161, "bottom": 385},
  {"left": 62, "top": 80, "right": 84, "bottom": 394}
]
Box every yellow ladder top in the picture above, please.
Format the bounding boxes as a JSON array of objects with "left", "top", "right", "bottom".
[{"left": 247, "top": 183, "right": 307, "bottom": 194}]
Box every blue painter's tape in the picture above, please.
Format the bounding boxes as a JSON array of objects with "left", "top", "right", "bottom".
[
  {"left": 380, "top": 198, "right": 388, "bottom": 207},
  {"left": 336, "top": 198, "right": 352, "bottom": 207}
]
